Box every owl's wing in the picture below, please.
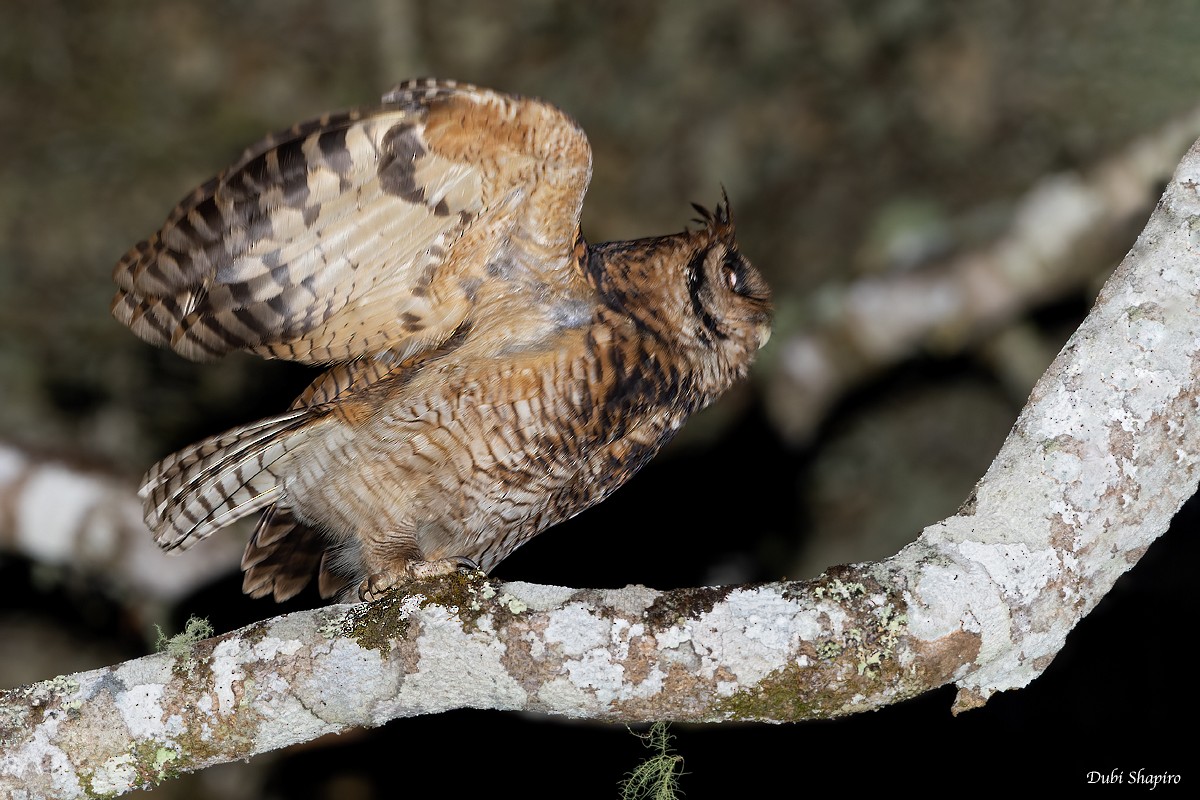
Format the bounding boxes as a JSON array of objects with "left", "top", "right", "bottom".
[{"left": 112, "top": 79, "right": 594, "bottom": 364}]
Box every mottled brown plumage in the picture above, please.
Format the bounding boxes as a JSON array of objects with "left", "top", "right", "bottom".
[{"left": 112, "top": 80, "right": 772, "bottom": 602}]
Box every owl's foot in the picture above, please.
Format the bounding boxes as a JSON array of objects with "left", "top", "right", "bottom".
[{"left": 358, "top": 556, "right": 481, "bottom": 602}]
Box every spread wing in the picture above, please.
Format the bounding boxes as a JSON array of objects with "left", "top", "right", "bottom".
[{"left": 112, "top": 78, "right": 594, "bottom": 364}]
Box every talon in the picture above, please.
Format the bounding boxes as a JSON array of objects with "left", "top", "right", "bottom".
[
  {"left": 450, "top": 555, "right": 481, "bottom": 572},
  {"left": 359, "top": 571, "right": 399, "bottom": 602},
  {"left": 406, "top": 556, "right": 479, "bottom": 580}
]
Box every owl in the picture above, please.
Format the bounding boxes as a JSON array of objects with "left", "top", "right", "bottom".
[{"left": 112, "top": 79, "right": 771, "bottom": 602}]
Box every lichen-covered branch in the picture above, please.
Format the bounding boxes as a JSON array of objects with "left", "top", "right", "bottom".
[
  {"left": 766, "top": 105, "right": 1200, "bottom": 441},
  {"left": 4, "top": 136, "right": 1200, "bottom": 798}
]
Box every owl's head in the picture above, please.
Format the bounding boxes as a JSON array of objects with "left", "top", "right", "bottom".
[
  {"left": 587, "top": 193, "right": 772, "bottom": 397},
  {"left": 651, "top": 193, "right": 772, "bottom": 407},
  {"left": 682, "top": 195, "right": 772, "bottom": 362}
]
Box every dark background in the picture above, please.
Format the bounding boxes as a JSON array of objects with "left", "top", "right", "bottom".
[{"left": 1, "top": 1, "right": 1195, "bottom": 795}]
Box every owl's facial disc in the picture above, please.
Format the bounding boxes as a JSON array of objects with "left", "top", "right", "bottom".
[{"left": 703, "top": 244, "right": 771, "bottom": 346}]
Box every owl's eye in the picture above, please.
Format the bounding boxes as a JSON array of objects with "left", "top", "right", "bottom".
[
  {"left": 723, "top": 264, "right": 738, "bottom": 291},
  {"left": 721, "top": 252, "right": 744, "bottom": 293}
]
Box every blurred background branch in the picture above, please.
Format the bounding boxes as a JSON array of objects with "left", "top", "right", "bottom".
[
  {"left": 0, "top": 442, "right": 242, "bottom": 610},
  {"left": 764, "top": 105, "right": 1200, "bottom": 443}
]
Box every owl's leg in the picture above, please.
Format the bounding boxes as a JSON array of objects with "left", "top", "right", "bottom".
[{"left": 357, "top": 526, "right": 480, "bottom": 601}]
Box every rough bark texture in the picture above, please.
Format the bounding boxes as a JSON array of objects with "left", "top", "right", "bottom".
[{"left": 3, "top": 137, "right": 1200, "bottom": 798}]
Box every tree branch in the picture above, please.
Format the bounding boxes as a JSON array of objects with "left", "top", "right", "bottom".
[
  {"left": 766, "top": 105, "right": 1200, "bottom": 441},
  {"left": 0, "top": 443, "right": 242, "bottom": 607},
  {"left": 5, "top": 135, "right": 1200, "bottom": 798}
]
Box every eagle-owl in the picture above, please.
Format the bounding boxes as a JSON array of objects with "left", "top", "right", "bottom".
[{"left": 112, "top": 79, "right": 771, "bottom": 602}]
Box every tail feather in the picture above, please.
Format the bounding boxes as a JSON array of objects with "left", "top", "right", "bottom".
[
  {"left": 141, "top": 411, "right": 308, "bottom": 508},
  {"left": 159, "top": 434, "right": 294, "bottom": 541},
  {"left": 240, "top": 505, "right": 349, "bottom": 601},
  {"left": 143, "top": 409, "right": 320, "bottom": 551}
]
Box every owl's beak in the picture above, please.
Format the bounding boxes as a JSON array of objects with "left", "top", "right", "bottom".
[{"left": 757, "top": 322, "right": 772, "bottom": 349}]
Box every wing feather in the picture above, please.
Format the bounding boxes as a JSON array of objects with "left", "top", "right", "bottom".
[{"left": 112, "top": 79, "right": 594, "bottom": 365}]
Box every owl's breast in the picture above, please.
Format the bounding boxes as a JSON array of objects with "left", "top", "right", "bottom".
[{"left": 285, "top": 317, "right": 687, "bottom": 568}]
